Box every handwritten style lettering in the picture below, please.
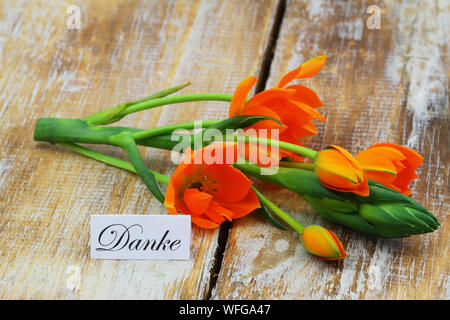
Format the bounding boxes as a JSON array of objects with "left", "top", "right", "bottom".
[{"left": 96, "top": 224, "right": 182, "bottom": 252}]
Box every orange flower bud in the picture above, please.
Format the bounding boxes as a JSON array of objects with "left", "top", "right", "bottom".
[
  {"left": 355, "top": 143, "right": 423, "bottom": 196},
  {"left": 301, "top": 225, "right": 347, "bottom": 260},
  {"left": 314, "top": 145, "right": 369, "bottom": 196}
]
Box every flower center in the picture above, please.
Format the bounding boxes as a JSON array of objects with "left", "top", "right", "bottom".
[{"left": 189, "top": 182, "right": 204, "bottom": 191}]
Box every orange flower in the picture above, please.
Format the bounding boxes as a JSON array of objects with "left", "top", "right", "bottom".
[
  {"left": 164, "top": 143, "right": 260, "bottom": 229},
  {"left": 315, "top": 145, "right": 369, "bottom": 196},
  {"left": 301, "top": 225, "right": 347, "bottom": 260},
  {"left": 355, "top": 143, "right": 423, "bottom": 196},
  {"left": 229, "top": 55, "right": 327, "bottom": 162}
]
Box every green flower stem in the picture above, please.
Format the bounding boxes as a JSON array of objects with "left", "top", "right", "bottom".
[
  {"left": 119, "top": 93, "right": 233, "bottom": 119},
  {"left": 58, "top": 142, "right": 170, "bottom": 184},
  {"left": 226, "top": 135, "right": 318, "bottom": 160},
  {"left": 130, "top": 82, "right": 192, "bottom": 103},
  {"left": 33, "top": 118, "right": 219, "bottom": 147},
  {"left": 252, "top": 188, "right": 304, "bottom": 235},
  {"left": 109, "top": 132, "right": 165, "bottom": 203},
  {"left": 279, "top": 161, "right": 315, "bottom": 170},
  {"left": 83, "top": 82, "right": 192, "bottom": 125},
  {"left": 131, "top": 119, "right": 220, "bottom": 141},
  {"left": 129, "top": 131, "right": 319, "bottom": 161}
]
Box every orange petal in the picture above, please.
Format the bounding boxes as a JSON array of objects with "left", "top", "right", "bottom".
[
  {"left": 360, "top": 143, "right": 423, "bottom": 195},
  {"left": 229, "top": 76, "right": 257, "bottom": 117},
  {"left": 356, "top": 147, "right": 405, "bottom": 175},
  {"left": 191, "top": 216, "right": 220, "bottom": 229},
  {"left": 165, "top": 162, "right": 194, "bottom": 215},
  {"left": 255, "top": 97, "right": 322, "bottom": 136},
  {"left": 193, "top": 142, "right": 239, "bottom": 165},
  {"left": 316, "top": 149, "right": 360, "bottom": 185},
  {"left": 324, "top": 176, "right": 369, "bottom": 197},
  {"left": 285, "top": 84, "right": 323, "bottom": 108},
  {"left": 246, "top": 88, "right": 295, "bottom": 108},
  {"left": 201, "top": 164, "right": 253, "bottom": 202},
  {"left": 242, "top": 105, "right": 284, "bottom": 131},
  {"left": 322, "top": 230, "right": 347, "bottom": 260},
  {"left": 317, "top": 167, "right": 359, "bottom": 189},
  {"left": 292, "top": 122, "right": 318, "bottom": 137},
  {"left": 164, "top": 181, "right": 178, "bottom": 215},
  {"left": 316, "top": 146, "right": 369, "bottom": 196},
  {"left": 328, "top": 145, "right": 364, "bottom": 180},
  {"left": 183, "top": 188, "right": 212, "bottom": 215},
  {"left": 264, "top": 97, "right": 325, "bottom": 124},
  {"left": 207, "top": 200, "right": 234, "bottom": 222},
  {"left": 219, "top": 188, "right": 261, "bottom": 219},
  {"left": 368, "top": 143, "right": 423, "bottom": 169},
  {"left": 361, "top": 169, "right": 397, "bottom": 186},
  {"left": 392, "top": 169, "right": 417, "bottom": 195},
  {"left": 350, "top": 178, "right": 370, "bottom": 196},
  {"left": 291, "top": 101, "right": 326, "bottom": 122},
  {"left": 169, "top": 162, "right": 194, "bottom": 192},
  {"left": 277, "top": 55, "right": 327, "bottom": 88}
]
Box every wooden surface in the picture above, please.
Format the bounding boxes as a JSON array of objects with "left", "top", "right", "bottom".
[{"left": 0, "top": 0, "right": 448, "bottom": 299}]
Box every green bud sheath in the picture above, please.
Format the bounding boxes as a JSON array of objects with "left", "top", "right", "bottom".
[{"left": 236, "top": 164, "right": 440, "bottom": 238}]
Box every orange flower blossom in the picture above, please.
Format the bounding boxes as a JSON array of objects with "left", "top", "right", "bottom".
[
  {"left": 164, "top": 143, "right": 260, "bottom": 229},
  {"left": 301, "top": 225, "right": 347, "bottom": 260},
  {"left": 355, "top": 143, "right": 423, "bottom": 196},
  {"left": 314, "top": 145, "right": 369, "bottom": 196},
  {"left": 228, "top": 55, "right": 327, "bottom": 164}
]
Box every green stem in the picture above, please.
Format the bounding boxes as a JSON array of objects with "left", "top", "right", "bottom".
[
  {"left": 109, "top": 132, "right": 165, "bottom": 203},
  {"left": 131, "top": 82, "right": 192, "bottom": 103},
  {"left": 83, "top": 82, "right": 192, "bottom": 125},
  {"left": 228, "top": 135, "right": 318, "bottom": 160},
  {"left": 120, "top": 93, "right": 233, "bottom": 118},
  {"left": 58, "top": 142, "right": 170, "bottom": 184},
  {"left": 131, "top": 119, "right": 220, "bottom": 141},
  {"left": 129, "top": 131, "right": 319, "bottom": 161},
  {"left": 33, "top": 118, "right": 220, "bottom": 147},
  {"left": 252, "top": 188, "right": 304, "bottom": 235},
  {"left": 279, "top": 161, "right": 315, "bottom": 170}
]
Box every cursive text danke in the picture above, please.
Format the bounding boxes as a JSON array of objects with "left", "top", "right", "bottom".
[{"left": 96, "top": 224, "right": 182, "bottom": 252}]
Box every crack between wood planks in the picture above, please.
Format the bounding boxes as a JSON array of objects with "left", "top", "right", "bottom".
[
  {"left": 205, "top": 220, "right": 231, "bottom": 300},
  {"left": 204, "top": 0, "right": 287, "bottom": 300},
  {"left": 255, "top": 0, "right": 287, "bottom": 94}
]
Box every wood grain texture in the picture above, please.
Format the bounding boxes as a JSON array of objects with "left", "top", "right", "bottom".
[
  {"left": 211, "top": 0, "right": 449, "bottom": 299},
  {"left": 0, "top": 0, "right": 280, "bottom": 299}
]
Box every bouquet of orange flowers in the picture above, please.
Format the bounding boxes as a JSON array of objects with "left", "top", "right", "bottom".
[{"left": 33, "top": 56, "right": 439, "bottom": 260}]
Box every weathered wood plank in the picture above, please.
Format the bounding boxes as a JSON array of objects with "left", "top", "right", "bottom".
[
  {"left": 212, "top": 0, "right": 449, "bottom": 299},
  {"left": 0, "top": 0, "right": 280, "bottom": 299}
]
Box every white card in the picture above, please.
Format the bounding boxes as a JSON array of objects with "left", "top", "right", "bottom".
[{"left": 90, "top": 215, "right": 191, "bottom": 260}]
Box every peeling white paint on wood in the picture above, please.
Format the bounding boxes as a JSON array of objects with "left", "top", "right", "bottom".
[
  {"left": 0, "top": 0, "right": 280, "bottom": 299},
  {"left": 385, "top": 0, "right": 449, "bottom": 147}
]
